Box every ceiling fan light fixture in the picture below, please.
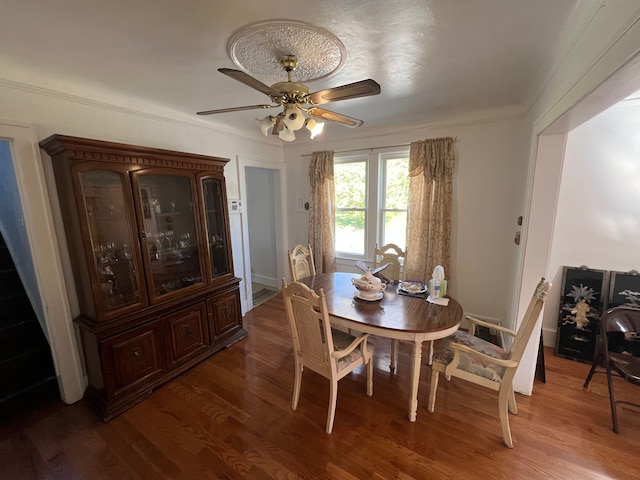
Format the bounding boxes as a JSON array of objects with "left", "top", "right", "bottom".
[
  {"left": 282, "top": 104, "right": 306, "bottom": 131},
  {"left": 305, "top": 118, "right": 324, "bottom": 139},
  {"left": 199, "top": 46, "right": 381, "bottom": 142},
  {"left": 278, "top": 125, "right": 296, "bottom": 142},
  {"left": 256, "top": 115, "right": 275, "bottom": 136}
]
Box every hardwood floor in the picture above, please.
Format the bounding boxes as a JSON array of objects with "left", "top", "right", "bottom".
[{"left": 2, "top": 293, "right": 639, "bottom": 479}]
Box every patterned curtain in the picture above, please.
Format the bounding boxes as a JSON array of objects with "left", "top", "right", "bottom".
[
  {"left": 308, "top": 151, "right": 336, "bottom": 273},
  {"left": 404, "top": 138, "right": 455, "bottom": 282}
]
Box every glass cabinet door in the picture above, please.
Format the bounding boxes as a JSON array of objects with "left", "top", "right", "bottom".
[
  {"left": 136, "top": 173, "right": 204, "bottom": 299},
  {"left": 201, "top": 177, "right": 230, "bottom": 278},
  {"left": 79, "top": 170, "right": 142, "bottom": 313}
]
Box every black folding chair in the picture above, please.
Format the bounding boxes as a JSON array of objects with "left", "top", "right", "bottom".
[{"left": 584, "top": 307, "right": 640, "bottom": 432}]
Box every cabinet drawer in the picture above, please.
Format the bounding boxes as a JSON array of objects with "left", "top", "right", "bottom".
[
  {"left": 102, "top": 321, "right": 166, "bottom": 397},
  {"left": 166, "top": 302, "right": 208, "bottom": 366},
  {"left": 208, "top": 290, "right": 241, "bottom": 341}
]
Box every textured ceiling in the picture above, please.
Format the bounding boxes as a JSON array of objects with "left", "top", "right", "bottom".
[
  {"left": 228, "top": 21, "right": 346, "bottom": 83},
  {"left": 0, "top": 0, "right": 592, "bottom": 142}
]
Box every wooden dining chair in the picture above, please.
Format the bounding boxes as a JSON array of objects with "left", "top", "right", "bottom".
[
  {"left": 428, "top": 277, "right": 550, "bottom": 448},
  {"left": 374, "top": 244, "right": 407, "bottom": 371},
  {"left": 282, "top": 279, "right": 374, "bottom": 434},
  {"left": 583, "top": 306, "right": 640, "bottom": 433},
  {"left": 373, "top": 243, "right": 405, "bottom": 282},
  {"left": 288, "top": 244, "right": 316, "bottom": 281}
]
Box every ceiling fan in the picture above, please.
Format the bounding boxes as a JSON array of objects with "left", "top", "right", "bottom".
[{"left": 196, "top": 55, "right": 381, "bottom": 141}]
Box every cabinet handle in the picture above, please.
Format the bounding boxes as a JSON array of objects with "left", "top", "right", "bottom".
[
  {"left": 224, "top": 306, "right": 230, "bottom": 318},
  {"left": 185, "top": 326, "right": 193, "bottom": 338},
  {"left": 133, "top": 348, "right": 142, "bottom": 359}
]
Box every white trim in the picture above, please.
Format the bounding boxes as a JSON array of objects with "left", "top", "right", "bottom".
[{"left": 0, "top": 121, "right": 85, "bottom": 403}]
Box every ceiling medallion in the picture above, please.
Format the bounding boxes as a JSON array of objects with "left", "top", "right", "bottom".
[{"left": 227, "top": 20, "right": 347, "bottom": 84}]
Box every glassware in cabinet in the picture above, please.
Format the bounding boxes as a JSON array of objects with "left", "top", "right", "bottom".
[
  {"left": 135, "top": 173, "right": 205, "bottom": 300},
  {"left": 79, "top": 170, "right": 141, "bottom": 312},
  {"left": 201, "top": 176, "right": 230, "bottom": 278}
]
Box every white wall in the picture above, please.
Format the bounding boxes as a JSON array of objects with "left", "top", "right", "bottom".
[
  {"left": 543, "top": 99, "right": 640, "bottom": 345},
  {"left": 246, "top": 167, "right": 278, "bottom": 288},
  {"left": 283, "top": 113, "right": 531, "bottom": 327},
  {"left": 514, "top": 1, "right": 640, "bottom": 394}
]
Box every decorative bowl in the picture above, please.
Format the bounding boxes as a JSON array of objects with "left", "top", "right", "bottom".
[{"left": 352, "top": 270, "right": 387, "bottom": 300}]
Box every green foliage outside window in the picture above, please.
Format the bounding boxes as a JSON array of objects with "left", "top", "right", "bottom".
[
  {"left": 335, "top": 162, "right": 366, "bottom": 231},
  {"left": 334, "top": 155, "right": 409, "bottom": 254},
  {"left": 384, "top": 158, "right": 409, "bottom": 209}
]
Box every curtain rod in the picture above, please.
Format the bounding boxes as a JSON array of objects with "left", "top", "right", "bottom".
[
  {"left": 301, "top": 143, "right": 409, "bottom": 157},
  {"left": 300, "top": 137, "right": 457, "bottom": 157}
]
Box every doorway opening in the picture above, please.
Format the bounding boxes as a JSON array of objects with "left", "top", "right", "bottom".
[{"left": 243, "top": 165, "right": 284, "bottom": 309}]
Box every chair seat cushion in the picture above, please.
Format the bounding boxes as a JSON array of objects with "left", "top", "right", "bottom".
[
  {"left": 331, "top": 328, "right": 374, "bottom": 371},
  {"left": 433, "top": 331, "right": 509, "bottom": 382}
]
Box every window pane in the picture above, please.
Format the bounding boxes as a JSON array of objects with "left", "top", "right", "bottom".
[
  {"left": 335, "top": 162, "right": 366, "bottom": 208},
  {"left": 336, "top": 210, "right": 365, "bottom": 254},
  {"left": 138, "top": 174, "right": 203, "bottom": 298},
  {"left": 383, "top": 211, "right": 407, "bottom": 248},
  {"left": 81, "top": 170, "right": 140, "bottom": 311},
  {"left": 384, "top": 157, "right": 409, "bottom": 209}
]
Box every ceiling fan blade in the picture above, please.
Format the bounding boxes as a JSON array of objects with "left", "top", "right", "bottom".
[
  {"left": 307, "top": 107, "right": 364, "bottom": 128},
  {"left": 196, "top": 104, "right": 278, "bottom": 115},
  {"left": 218, "top": 68, "right": 283, "bottom": 99},
  {"left": 308, "top": 79, "right": 381, "bottom": 105}
]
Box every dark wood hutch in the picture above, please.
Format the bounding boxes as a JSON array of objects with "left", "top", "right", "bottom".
[{"left": 40, "top": 135, "right": 246, "bottom": 420}]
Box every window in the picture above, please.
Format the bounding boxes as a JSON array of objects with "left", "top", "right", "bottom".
[
  {"left": 335, "top": 159, "right": 367, "bottom": 255},
  {"left": 334, "top": 151, "right": 409, "bottom": 259}
]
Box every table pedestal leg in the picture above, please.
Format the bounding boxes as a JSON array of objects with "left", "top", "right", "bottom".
[{"left": 408, "top": 340, "right": 423, "bottom": 422}]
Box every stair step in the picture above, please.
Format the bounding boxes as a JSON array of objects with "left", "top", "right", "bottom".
[
  {"left": 0, "top": 318, "right": 48, "bottom": 361},
  {"left": 0, "top": 345, "right": 56, "bottom": 398},
  {"left": 0, "top": 292, "right": 34, "bottom": 318},
  {"left": 0, "top": 311, "right": 39, "bottom": 332},
  {"left": 0, "top": 267, "right": 21, "bottom": 291},
  {"left": 0, "top": 246, "right": 12, "bottom": 269},
  {"left": 0, "top": 233, "right": 58, "bottom": 417}
]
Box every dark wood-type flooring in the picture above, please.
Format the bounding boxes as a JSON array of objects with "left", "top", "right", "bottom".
[{"left": 2, "top": 294, "right": 639, "bottom": 479}]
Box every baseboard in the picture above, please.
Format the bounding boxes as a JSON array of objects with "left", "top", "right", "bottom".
[
  {"left": 251, "top": 274, "right": 278, "bottom": 289},
  {"left": 542, "top": 326, "right": 557, "bottom": 348}
]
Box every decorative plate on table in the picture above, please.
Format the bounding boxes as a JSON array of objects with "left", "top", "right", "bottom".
[
  {"left": 353, "top": 291, "right": 384, "bottom": 301},
  {"left": 399, "top": 281, "right": 427, "bottom": 295}
]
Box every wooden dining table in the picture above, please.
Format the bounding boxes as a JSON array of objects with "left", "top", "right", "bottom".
[{"left": 298, "top": 272, "right": 463, "bottom": 422}]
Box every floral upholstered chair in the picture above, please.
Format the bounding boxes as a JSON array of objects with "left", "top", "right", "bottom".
[
  {"left": 428, "top": 278, "right": 550, "bottom": 448},
  {"left": 288, "top": 244, "right": 316, "bottom": 281},
  {"left": 282, "top": 279, "right": 374, "bottom": 434}
]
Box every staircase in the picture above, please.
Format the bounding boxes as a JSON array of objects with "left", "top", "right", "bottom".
[{"left": 0, "top": 233, "right": 58, "bottom": 416}]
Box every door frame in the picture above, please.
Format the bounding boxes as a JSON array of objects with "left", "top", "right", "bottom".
[
  {"left": 0, "top": 120, "right": 85, "bottom": 403},
  {"left": 237, "top": 156, "right": 288, "bottom": 311}
]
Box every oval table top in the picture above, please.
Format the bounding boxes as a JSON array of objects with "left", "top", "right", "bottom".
[{"left": 298, "top": 272, "right": 463, "bottom": 337}]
